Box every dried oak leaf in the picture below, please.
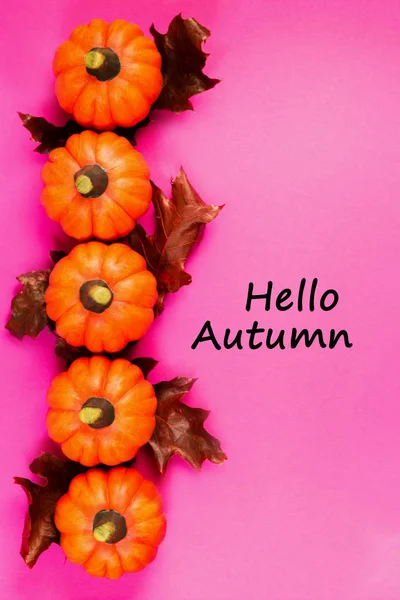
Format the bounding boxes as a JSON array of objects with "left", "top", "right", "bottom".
[
  {"left": 6, "top": 270, "right": 50, "bottom": 340},
  {"left": 151, "top": 14, "right": 220, "bottom": 111},
  {"left": 53, "top": 335, "right": 91, "bottom": 365},
  {"left": 18, "top": 113, "right": 84, "bottom": 154},
  {"left": 50, "top": 250, "right": 67, "bottom": 265},
  {"left": 14, "top": 454, "right": 84, "bottom": 568},
  {"left": 130, "top": 357, "right": 159, "bottom": 378},
  {"left": 19, "top": 112, "right": 150, "bottom": 154},
  {"left": 128, "top": 168, "right": 223, "bottom": 315},
  {"left": 148, "top": 377, "right": 227, "bottom": 474}
]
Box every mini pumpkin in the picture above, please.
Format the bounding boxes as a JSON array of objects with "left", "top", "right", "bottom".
[
  {"left": 45, "top": 241, "right": 157, "bottom": 353},
  {"left": 53, "top": 19, "right": 163, "bottom": 130},
  {"left": 47, "top": 356, "right": 157, "bottom": 466},
  {"left": 55, "top": 467, "right": 166, "bottom": 578},
  {"left": 41, "top": 131, "right": 152, "bottom": 241}
]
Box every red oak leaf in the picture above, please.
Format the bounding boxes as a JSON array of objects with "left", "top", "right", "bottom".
[
  {"left": 130, "top": 357, "right": 159, "bottom": 378},
  {"left": 6, "top": 270, "right": 50, "bottom": 339},
  {"left": 14, "top": 454, "right": 84, "bottom": 568},
  {"left": 148, "top": 377, "right": 227, "bottom": 474},
  {"left": 128, "top": 169, "right": 223, "bottom": 315},
  {"left": 151, "top": 14, "right": 220, "bottom": 111}
]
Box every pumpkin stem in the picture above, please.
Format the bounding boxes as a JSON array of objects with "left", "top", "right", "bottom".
[
  {"left": 93, "top": 509, "right": 127, "bottom": 544},
  {"left": 74, "top": 164, "right": 108, "bottom": 199},
  {"left": 80, "top": 279, "right": 114, "bottom": 314},
  {"left": 93, "top": 521, "right": 117, "bottom": 543},
  {"left": 80, "top": 397, "right": 115, "bottom": 429},
  {"left": 75, "top": 174, "right": 94, "bottom": 196},
  {"left": 84, "top": 47, "right": 121, "bottom": 82},
  {"left": 84, "top": 50, "right": 106, "bottom": 70},
  {"left": 89, "top": 285, "right": 113, "bottom": 306},
  {"left": 79, "top": 406, "right": 103, "bottom": 425}
]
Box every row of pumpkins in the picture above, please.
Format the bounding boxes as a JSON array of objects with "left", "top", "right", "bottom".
[{"left": 34, "top": 20, "right": 167, "bottom": 579}]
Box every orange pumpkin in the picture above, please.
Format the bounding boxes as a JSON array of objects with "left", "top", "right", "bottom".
[
  {"left": 53, "top": 19, "right": 163, "bottom": 130},
  {"left": 45, "top": 242, "right": 157, "bottom": 353},
  {"left": 41, "top": 131, "right": 152, "bottom": 241},
  {"left": 55, "top": 467, "right": 166, "bottom": 578},
  {"left": 47, "top": 356, "right": 157, "bottom": 466}
]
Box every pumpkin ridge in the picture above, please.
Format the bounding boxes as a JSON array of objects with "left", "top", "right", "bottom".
[
  {"left": 47, "top": 296, "right": 81, "bottom": 321},
  {"left": 98, "top": 355, "right": 113, "bottom": 398},
  {"left": 113, "top": 382, "right": 153, "bottom": 408},
  {"left": 88, "top": 197, "right": 94, "bottom": 238},
  {"left": 105, "top": 80, "right": 115, "bottom": 125},
  {"left": 57, "top": 304, "right": 89, "bottom": 344},
  {"left": 49, "top": 145, "right": 80, "bottom": 171},
  {"left": 105, "top": 22, "right": 143, "bottom": 49},
  {"left": 71, "top": 244, "right": 105, "bottom": 280},
  {"left": 69, "top": 32, "right": 94, "bottom": 56},
  {"left": 107, "top": 467, "right": 128, "bottom": 510},
  {"left": 104, "top": 472, "right": 110, "bottom": 509},
  {"left": 71, "top": 432, "right": 85, "bottom": 463},
  {"left": 104, "top": 267, "right": 145, "bottom": 289},
  {"left": 86, "top": 469, "right": 110, "bottom": 510},
  {"left": 117, "top": 471, "right": 142, "bottom": 515},
  {"left": 82, "top": 540, "right": 100, "bottom": 567},
  {"left": 118, "top": 67, "right": 160, "bottom": 102},
  {"left": 59, "top": 193, "right": 90, "bottom": 226},
  {"left": 57, "top": 420, "right": 84, "bottom": 445},
  {"left": 110, "top": 298, "right": 149, "bottom": 313},
  {"left": 123, "top": 476, "right": 146, "bottom": 512},
  {"left": 104, "top": 187, "right": 140, "bottom": 221},
  {"left": 101, "top": 192, "right": 136, "bottom": 235},
  {"left": 71, "top": 79, "right": 91, "bottom": 116},
  {"left": 99, "top": 243, "right": 137, "bottom": 281},
  {"left": 59, "top": 496, "right": 89, "bottom": 529},
  {"left": 84, "top": 312, "right": 107, "bottom": 353},
  {"left": 112, "top": 545, "right": 123, "bottom": 574},
  {"left": 130, "top": 537, "right": 158, "bottom": 553},
  {"left": 64, "top": 370, "right": 85, "bottom": 401},
  {"left": 57, "top": 63, "right": 87, "bottom": 76},
  {"left": 113, "top": 390, "right": 152, "bottom": 411},
  {"left": 119, "top": 77, "right": 149, "bottom": 105}
]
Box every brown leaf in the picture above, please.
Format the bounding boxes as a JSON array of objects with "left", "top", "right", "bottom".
[
  {"left": 14, "top": 454, "right": 84, "bottom": 568},
  {"left": 130, "top": 357, "right": 159, "bottom": 378},
  {"left": 19, "top": 113, "right": 84, "bottom": 154},
  {"left": 6, "top": 270, "right": 50, "bottom": 340},
  {"left": 148, "top": 377, "right": 227, "bottom": 474},
  {"left": 19, "top": 112, "right": 150, "bottom": 154},
  {"left": 50, "top": 250, "right": 67, "bottom": 265},
  {"left": 128, "top": 169, "right": 223, "bottom": 315},
  {"left": 151, "top": 14, "right": 220, "bottom": 111},
  {"left": 53, "top": 336, "right": 91, "bottom": 365}
]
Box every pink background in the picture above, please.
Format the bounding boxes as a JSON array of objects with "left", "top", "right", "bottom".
[{"left": 1, "top": 0, "right": 400, "bottom": 598}]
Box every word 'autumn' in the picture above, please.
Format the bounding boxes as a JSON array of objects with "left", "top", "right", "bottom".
[{"left": 191, "top": 279, "right": 353, "bottom": 351}]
